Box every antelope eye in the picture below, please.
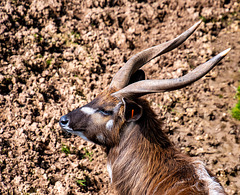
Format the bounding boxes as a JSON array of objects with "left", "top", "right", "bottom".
[{"left": 98, "top": 109, "right": 113, "bottom": 116}]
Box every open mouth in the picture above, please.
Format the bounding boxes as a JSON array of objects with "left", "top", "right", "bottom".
[
  {"left": 61, "top": 126, "right": 86, "bottom": 134},
  {"left": 60, "top": 126, "right": 73, "bottom": 133}
]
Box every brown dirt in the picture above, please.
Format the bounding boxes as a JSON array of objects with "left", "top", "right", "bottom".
[{"left": 0, "top": 0, "right": 240, "bottom": 194}]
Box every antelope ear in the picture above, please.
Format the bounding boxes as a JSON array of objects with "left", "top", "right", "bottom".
[
  {"left": 123, "top": 98, "right": 142, "bottom": 122},
  {"left": 128, "top": 69, "right": 145, "bottom": 85}
]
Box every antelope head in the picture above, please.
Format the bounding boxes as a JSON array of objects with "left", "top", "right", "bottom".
[{"left": 59, "top": 21, "right": 230, "bottom": 150}]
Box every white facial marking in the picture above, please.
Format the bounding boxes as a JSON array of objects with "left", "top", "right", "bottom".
[
  {"left": 81, "top": 107, "right": 96, "bottom": 115},
  {"left": 193, "top": 161, "right": 225, "bottom": 194},
  {"left": 113, "top": 102, "right": 122, "bottom": 113},
  {"left": 107, "top": 162, "right": 112, "bottom": 183},
  {"left": 106, "top": 119, "right": 114, "bottom": 131},
  {"left": 97, "top": 134, "right": 105, "bottom": 143}
]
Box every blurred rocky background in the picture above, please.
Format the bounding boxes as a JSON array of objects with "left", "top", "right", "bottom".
[{"left": 0, "top": 0, "right": 239, "bottom": 194}]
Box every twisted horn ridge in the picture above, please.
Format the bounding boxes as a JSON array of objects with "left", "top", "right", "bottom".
[
  {"left": 112, "top": 48, "right": 231, "bottom": 98},
  {"left": 110, "top": 20, "right": 202, "bottom": 90}
]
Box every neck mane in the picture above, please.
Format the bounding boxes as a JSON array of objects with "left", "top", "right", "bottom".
[
  {"left": 106, "top": 99, "right": 226, "bottom": 195},
  {"left": 108, "top": 100, "right": 193, "bottom": 194}
]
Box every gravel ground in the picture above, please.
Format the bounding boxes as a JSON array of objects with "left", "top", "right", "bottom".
[{"left": 0, "top": 0, "right": 240, "bottom": 194}]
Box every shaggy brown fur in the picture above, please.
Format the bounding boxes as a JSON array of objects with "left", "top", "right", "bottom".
[
  {"left": 60, "top": 90, "right": 227, "bottom": 195},
  {"left": 107, "top": 98, "right": 225, "bottom": 195}
]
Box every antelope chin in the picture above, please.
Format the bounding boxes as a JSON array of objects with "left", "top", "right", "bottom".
[
  {"left": 61, "top": 127, "right": 90, "bottom": 142},
  {"left": 71, "top": 131, "right": 90, "bottom": 142}
]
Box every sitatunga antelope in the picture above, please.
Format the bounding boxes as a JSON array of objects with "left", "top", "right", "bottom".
[{"left": 60, "top": 21, "right": 230, "bottom": 194}]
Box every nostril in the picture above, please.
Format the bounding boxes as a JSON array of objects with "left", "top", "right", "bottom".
[
  {"left": 61, "top": 120, "right": 68, "bottom": 125},
  {"left": 60, "top": 115, "right": 69, "bottom": 126}
]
